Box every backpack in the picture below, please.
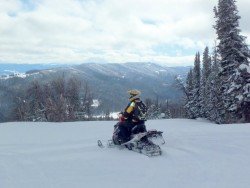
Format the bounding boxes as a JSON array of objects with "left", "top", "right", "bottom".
[{"left": 134, "top": 101, "right": 148, "bottom": 121}]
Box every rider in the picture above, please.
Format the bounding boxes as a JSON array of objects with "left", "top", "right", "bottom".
[{"left": 113, "top": 89, "right": 147, "bottom": 144}]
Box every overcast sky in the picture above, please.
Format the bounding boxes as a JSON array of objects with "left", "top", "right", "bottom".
[{"left": 0, "top": 0, "right": 250, "bottom": 66}]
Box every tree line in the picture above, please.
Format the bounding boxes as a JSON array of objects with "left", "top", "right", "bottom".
[
  {"left": 0, "top": 74, "right": 186, "bottom": 122},
  {"left": 144, "top": 97, "right": 185, "bottom": 119},
  {"left": 13, "top": 76, "right": 93, "bottom": 122},
  {"left": 181, "top": 0, "right": 250, "bottom": 123}
]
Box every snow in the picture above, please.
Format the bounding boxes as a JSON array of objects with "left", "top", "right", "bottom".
[
  {"left": 94, "top": 112, "right": 119, "bottom": 119},
  {"left": 0, "top": 70, "right": 27, "bottom": 80},
  {"left": 0, "top": 119, "right": 250, "bottom": 188},
  {"left": 109, "top": 111, "right": 119, "bottom": 119},
  {"left": 91, "top": 99, "right": 100, "bottom": 107},
  {"left": 239, "top": 64, "right": 250, "bottom": 73},
  {"left": 236, "top": 94, "right": 243, "bottom": 101}
]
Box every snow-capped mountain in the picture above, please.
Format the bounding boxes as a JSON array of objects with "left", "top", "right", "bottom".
[
  {"left": 0, "top": 63, "right": 65, "bottom": 76},
  {"left": 0, "top": 62, "right": 190, "bottom": 114}
]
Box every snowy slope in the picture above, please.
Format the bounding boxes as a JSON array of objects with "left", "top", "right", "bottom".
[{"left": 0, "top": 119, "right": 250, "bottom": 188}]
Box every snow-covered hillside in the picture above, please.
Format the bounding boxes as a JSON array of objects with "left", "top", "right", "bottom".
[{"left": 0, "top": 119, "right": 250, "bottom": 188}]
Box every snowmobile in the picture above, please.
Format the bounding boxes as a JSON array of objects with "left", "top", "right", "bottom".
[{"left": 98, "top": 115, "right": 165, "bottom": 157}]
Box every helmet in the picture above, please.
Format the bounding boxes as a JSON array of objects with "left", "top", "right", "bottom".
[{"left": 127, "top": 89, "right": 141, "bottom": 100}]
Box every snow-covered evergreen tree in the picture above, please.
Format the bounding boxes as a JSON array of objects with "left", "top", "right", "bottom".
[
  {"left": 164, "top": 100, "right": 172, "bottom": 119},
  {"left": 164, "top": 109, "right": 172, "bottom": 119},
  {"left": 147, "top": 104, "right": 161, "bottom": 119},
  {"left": 184, "top": 68, "right": 195, "bottom": 118},
  {"left": 207, "top": 43, "right": 224, "bottom": 123},
  {"left": 200, "top": 47, "right": 212, "bottom": 118},
  {"left": 214, "top": 0, "right": 250, "bottom": 123},
  {"left": 145, "top": 97, "right": 161, "bottom": 119},
  {"left": 192, "top": 52, "right": 202, "bottom": 118}
]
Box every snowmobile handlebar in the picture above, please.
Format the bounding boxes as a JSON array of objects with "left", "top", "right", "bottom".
[{"left": 118, "top": 112, "right": 125, "bottom": 122}]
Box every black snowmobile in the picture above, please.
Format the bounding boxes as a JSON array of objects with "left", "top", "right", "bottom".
[{"left": 98, "top": 115, "right": 165, "bottom": 157}]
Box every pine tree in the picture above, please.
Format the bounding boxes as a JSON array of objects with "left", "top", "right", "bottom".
[
  {"left": 207, "top": 43, "right": 224, "bottom": 123},
  {"left": 184, "top": 68, "right": 195, "bottom": 118},
  {"left": 214, "top": 0, "right": 250, "bottom": 123},
  {"left": 164, "top": 100, "right": 172, "bottom": 119},
  {"left": 146, "top": 97, "right": 161, "bottom": 119},
  {"left": 200, "top": 47, "right": 212, "bottom": 118},
  {"left": 192, "top": 52, "right": 202, "bottom": 118}
]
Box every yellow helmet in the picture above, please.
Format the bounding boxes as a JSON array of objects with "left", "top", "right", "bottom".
[{"left": 127, "top": 89, "right": 141, "bottom": 100}]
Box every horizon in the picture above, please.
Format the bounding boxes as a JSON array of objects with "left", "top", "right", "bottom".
[
  {"left": 1, "top": 0, "right": 250, "bottom": 66},
  {"left": 0, "top": 61, "right": 193, "bottom": 76},
  {"left": 0, "top": 61, "right": 193, "bottom": 66}
]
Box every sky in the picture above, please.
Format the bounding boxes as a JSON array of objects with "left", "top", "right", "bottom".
[{"left": 0, "top": 0, "right": 250, "bottom": 66}]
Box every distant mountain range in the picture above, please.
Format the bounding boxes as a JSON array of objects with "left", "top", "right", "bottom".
[
  {"left": 0, "top": 62, "right": 191, "bottom": 114},
  {"left": 0, "top": 63, "right": 66, "bottom": 76}
]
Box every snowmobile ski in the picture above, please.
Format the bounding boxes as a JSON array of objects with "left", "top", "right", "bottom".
[{"left": 98, "top": 130, "right": 165, "bottom": 157}]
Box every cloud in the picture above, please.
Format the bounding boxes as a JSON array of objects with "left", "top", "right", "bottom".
[{"left": 0, "top": 0, "right": 249, "bottom": 65}]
